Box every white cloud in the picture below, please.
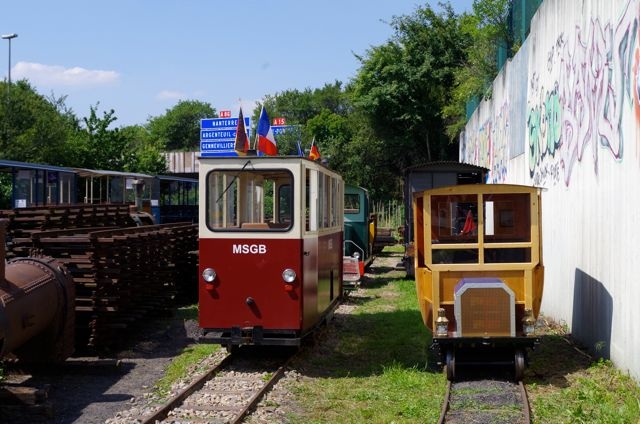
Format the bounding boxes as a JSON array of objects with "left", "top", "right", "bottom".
[{"left": 13, "top": 61, "right": 119, "bottom": 87}]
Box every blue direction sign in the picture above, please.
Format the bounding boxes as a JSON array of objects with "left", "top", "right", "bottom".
[
  {"left": 200, "top": 117, "right": 251, "bottom": 156},
  {"left": 272, "top": 125, "right": 296, "bottom": 136},
  {"left": 200, "top": 117, "right": 246, "bottom": 129},
  {"left": 200, "top": 129, "right": 237, "bottom": 140}
]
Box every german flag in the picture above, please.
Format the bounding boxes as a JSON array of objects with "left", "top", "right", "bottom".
[
  {"left": 309, "top": 138, "right": 320, "bottom": 161},
  {"left": 234, "top": 108, "right": 250, "bottom": 155}
]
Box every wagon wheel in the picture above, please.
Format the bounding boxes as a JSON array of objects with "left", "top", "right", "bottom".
[
  {"left": 514, "top": 349, "right": 525, "bottom": 381},
  {"left": 226, "top": 344, "right": 240, "bottom": 355},
  {"left": 445, "top": 350, "right": 456, "bottom": 381}
]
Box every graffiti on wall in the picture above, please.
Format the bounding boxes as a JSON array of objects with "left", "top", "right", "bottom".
[
  {"left": 528, "top": 0, "right": 638, "bottom": 186},
  {"left": 460, "top": 98, "right": 511, "bottom": 183},
  {"left": 491, "top": 101, "right": 510, "bottom": 183}
]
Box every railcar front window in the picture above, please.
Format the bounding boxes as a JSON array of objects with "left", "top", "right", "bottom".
[
  {"left": 428, "top": 191, "right": 534, "bottom": 265},
  {"left": 430, "top": 195, "right": 478, "bottom": 242},
  {"left": 206, "top": 169, "right": 293, "bottom": 231},
  {"left": 483, "top": 193, "right": 532, "bottom": 263}
]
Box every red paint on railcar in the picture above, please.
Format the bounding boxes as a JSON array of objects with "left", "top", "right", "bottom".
[{"left": 198, "top": 231, "right": 342, "bottom": 339}]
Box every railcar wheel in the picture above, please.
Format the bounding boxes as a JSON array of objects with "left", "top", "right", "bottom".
[
  {"left": 225, "top": 344, "right": 240, "bottom": 355},
  {"left": 445, "top": 350, "right": 456, "bottom": 381},
  {"left": 514, "top": 349, "right": 525, "bottom": 381}
]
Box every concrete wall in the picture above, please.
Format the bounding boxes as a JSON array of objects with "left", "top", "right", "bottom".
[{"left": 460, "top": 0, "right": 640, "bottom": 380}]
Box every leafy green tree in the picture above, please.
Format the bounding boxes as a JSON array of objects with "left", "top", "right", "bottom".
[
  {"left": 443, "top": 0, "right": 511, "bottom": 139},
  {"left": 305, "top": 108, "right": 352, "bottom": 165},
  {"left": 261, "top": 81, "right": 349, "bottom": 123},
  {"left": 147, "top": 100, "right": 216, "bottom": 151},
  {"left": 65, "top": 105, "right": 128, "bottom": 170},
  {"left": 119, "top": 125, "right": 167, "bottom": 174},
  {"left": 253, "top": 83, "right": 352, "bottom": 157},
  {"left": 0, "top": 80, "right": 78, "bottom": 165},
  {"left": 351, "top": 2, "right": 467, "bottom": 170},
  {"left": 347, "top": 122, "right": 402, "bottom": 202}
]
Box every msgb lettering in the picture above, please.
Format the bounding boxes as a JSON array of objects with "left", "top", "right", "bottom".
[{"left": 232, "top": 244, "right": 267, "bottom": 254}]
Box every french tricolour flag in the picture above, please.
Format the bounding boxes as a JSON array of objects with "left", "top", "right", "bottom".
[{"left": 257, "top": 106, "right": 278, "bottom": 156}]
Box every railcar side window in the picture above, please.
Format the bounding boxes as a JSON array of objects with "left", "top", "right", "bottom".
[
  {"left": 303, "top": 168, "right": 343, "bottom": 232},
  {"left": 206, "top": 169, "right": 293, "bottom": 231},
  {"left": 345, "top": 193, "right": 360, "bottom": 214}
]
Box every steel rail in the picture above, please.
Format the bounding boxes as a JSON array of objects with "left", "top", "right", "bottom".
[
  {"left": 437, "top": 380, "right": 452, "bottom": 424},
  {"left": 519, "top": 381, "right": 532, "bottom": 424},
  {"left": 437, "top": 378, "right": 532, "bottom": 423},
  {"left": 230, "top": 353, "right": 295, "bottom": 424},
  {"left": 140, "top": 354, "right": 233, "bottom": 424}
]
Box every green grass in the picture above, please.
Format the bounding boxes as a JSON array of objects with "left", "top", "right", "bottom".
[
  {"left": 145, "top": 246, "right": 640, "bottom": 423},
  {"left": 151, "top": 304, "right": 220, "bottom": 398},
  {"left": 288, "top": 254, "right": 446, "bottom": 423},
  {"left": 284, "top": 246, "right": 640, "bottom": 423},
  {"left": 525, "top": 317, "right": 640, "bottom": 423},
  {"left": 153, "top": 343, "right": 219, "bottom": 397},
  {"left": 530, "top": 354, "right": 640, "bottom": 423}
]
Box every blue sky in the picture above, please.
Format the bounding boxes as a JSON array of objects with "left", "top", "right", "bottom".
[{"left": 1, "top": 1, "right": 472, "bottom": 128}]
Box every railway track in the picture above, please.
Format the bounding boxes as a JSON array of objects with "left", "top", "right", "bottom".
[
  {"left": 140, "top": 346, "right": 296, "bottom": 424},
  {"left": 438, "top": 378, "right": 531, "bottom": 424}
]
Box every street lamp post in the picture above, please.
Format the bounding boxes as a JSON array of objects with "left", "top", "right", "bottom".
[
  {"left": 1, "top": 33, "right": 18, "bottom": 85},
  {"left": 2, "top": 33, "right": 17, "bottom": 155}
]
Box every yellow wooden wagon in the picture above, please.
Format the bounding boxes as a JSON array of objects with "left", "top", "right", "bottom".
[{"left": 413, "top": 184, "right": 544, "bottom": 380}]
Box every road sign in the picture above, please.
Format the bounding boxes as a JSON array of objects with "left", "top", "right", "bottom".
[
  {"left": 200, "top": 117, "right": 248, "bottom": 129},
  {"left": 272, "top": 125, "right": 295, "bottom": 136},
  {"left": 200, "top": 129, "right": 237, "bottom": 140},
  {"left": 200, "top": 117, "right": 251, "bottom": 155}
]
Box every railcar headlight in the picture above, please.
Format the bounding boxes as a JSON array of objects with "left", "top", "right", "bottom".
[
  {"left": 522, "top": 308, "right": 536, "bottom": 336},
  {"left": 202, "top": 268, "right": 217, "bottom": 283},
  {"left": 435, "top": 307, "right": 449, "bottom": 337},
  {"left": 282, "top": 268, "right": 296, "bottom": 283},
  {"left": 352, "top": 251, "right": 361, "bottom": 260}
]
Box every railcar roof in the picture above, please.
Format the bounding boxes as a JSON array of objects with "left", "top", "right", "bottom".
[{"left": 403, "top": 161, "right": 489, "bottom": 173}]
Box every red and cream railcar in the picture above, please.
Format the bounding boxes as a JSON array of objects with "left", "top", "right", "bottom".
[{"left": 198, "top": 155, "right": 344, "bottom": 349}]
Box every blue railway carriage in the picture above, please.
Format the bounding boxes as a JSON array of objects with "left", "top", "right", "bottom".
[{"left": 413, "top": 184, "right": 544, "bottom": 380}]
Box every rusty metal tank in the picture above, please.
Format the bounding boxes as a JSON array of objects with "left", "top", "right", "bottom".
[{"left": 0, "top": 219, "right": 75, "bottom": 363}]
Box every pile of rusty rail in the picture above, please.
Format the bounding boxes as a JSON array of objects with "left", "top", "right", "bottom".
[
  {"left": 1, "top": 204, "right": 198, "bottom": 352},
  {"left": 0, "top": 204, "right": 135, "bottom": 259},
  {"left": 29, "top": 223, "right": 198, "bottom": 350}
]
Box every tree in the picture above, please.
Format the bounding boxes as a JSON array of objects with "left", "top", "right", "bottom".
[
  {"left": 443, "top": 0, "right": 512, "bottom": 139},
  {"left": 305, "top": 108, "right": 352, "bottom": 165},
  {"left": 0, "top": 80, "right": 79, "bottom": 165},
  {"left": 147, "top": 100, "right": 216, "bottom": 151},
  {"left": 351, "top": 2, "right": 467, "bottom": 173},
  {"left": 252, "top": 83, "right": 352, "bottom": 158},
  {"left": 119, "top": 125, "right": 167, "bottom": 174},
  {"left": 65, "top": 105, "right": 129, "bottom": 170}
]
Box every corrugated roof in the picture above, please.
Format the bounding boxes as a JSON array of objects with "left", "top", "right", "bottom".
[
  {"left": 0, "top": 159, "right": 74, "bottom": 173},
  {"left": 403, "top": 161, "right": 489, "bottom": 173},
  {"left": 72, "top": 168, "right": 153, "bottom": 179}
]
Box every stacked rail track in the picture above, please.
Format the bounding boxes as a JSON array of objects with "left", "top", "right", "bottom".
[{"left": 1, "top": 204, "right": 198, "bottom": 353}]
